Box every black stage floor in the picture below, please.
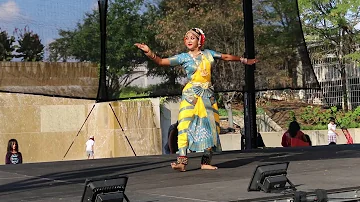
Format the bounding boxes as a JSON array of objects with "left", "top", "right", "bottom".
[{"left": 1, "top": 145, "right": 360, "bottom": 202}]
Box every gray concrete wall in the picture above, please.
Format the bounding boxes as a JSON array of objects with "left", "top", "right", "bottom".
[{"left": 160, "top": 98, "right": 181, "bottom": 153}]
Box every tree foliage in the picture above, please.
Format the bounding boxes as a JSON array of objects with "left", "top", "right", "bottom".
[
  {"left": 298, "top": 0, "right": 360, "bottom": 111},
  {"left": 0, "top": 29, "right": 15, "bottom": 61},
  {"left": 151, "top": 0, "right": 315, "bottom": 91},
  {"left": 299, "top": 0, "right": 360, "bottom": 60},
  {"left": 149, "top": 0, "right": 246, "bottom": 90},
  {"left": 48, "top": 0, "right": 317, "bottom": 98},
  {"left": 253, "top": 0, "right": 310, "bottom": 89},
  {"left": 48, "top": 30, "right": 75, "bottom": 62},
  {"left": 48, "top": 0, "right": 155, "bottom": 98},
  {"left": 14, "top": 26, "right": 44, "bottom": 61}
]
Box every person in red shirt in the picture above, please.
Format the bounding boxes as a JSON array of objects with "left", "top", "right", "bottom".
[
  {"left": 281, "top": 131, "right": 291, "bottom": 147},
  {"left": 281, "top": 121, "right": 310, "bottom": 147}
]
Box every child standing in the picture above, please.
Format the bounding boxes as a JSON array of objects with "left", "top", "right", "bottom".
[
  {"left": 328, "top": 117, "right": 339, "bottom": 144},
  {"left": 85, "top": 135, "right": 95, "bottom": 159},
  {"left": 5, "top": 139, "right": 23, "bottom": 164}
]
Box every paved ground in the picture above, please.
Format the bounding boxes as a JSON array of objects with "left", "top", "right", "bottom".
[{"left": 1, "top": 144, "right": 360, "bottom": 202}]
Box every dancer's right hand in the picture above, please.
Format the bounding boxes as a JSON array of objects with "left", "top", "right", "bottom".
[{"left": 134, "top": 43, "right": 150, "bottom": 53}]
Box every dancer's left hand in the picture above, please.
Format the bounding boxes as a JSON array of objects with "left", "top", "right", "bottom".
[
  {"left": 242, "top": 58, "right": 258, "bottom": 65},
  {"left": 134, "top": 43, "right": 150, "bottom": 53}
]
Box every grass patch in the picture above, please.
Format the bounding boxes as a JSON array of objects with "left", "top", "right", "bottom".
[
  {"left": 218, "top": 108, "right": 242, "bottom": 116},
  {"left": 119, "top": 92, "right": 150, "bottom": 98}
]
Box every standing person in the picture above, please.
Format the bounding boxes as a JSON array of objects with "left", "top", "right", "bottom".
[
  {"left": 135, "top": 28, "right": 257, "bottom": 172},
  {"left": 328, "top": 117, "right": 339, "bottom": 144},
  {"left": 5, "top": 139, "right": 23, "bottom": 164},
  {"left": 86, "top": 135, "right": 95, "bottom": 159}
]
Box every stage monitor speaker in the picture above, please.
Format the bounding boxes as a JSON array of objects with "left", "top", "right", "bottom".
[
  {"left": 247, "top": 162, "right": 295, "bottom": 193},
  {"left": 80, "top": 175, "right": 129, "bottom": 202},
  {"left": 95, "top": 192, "right": 124, "bottom": 202}
]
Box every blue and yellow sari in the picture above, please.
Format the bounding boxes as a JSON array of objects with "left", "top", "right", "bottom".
[{"left": 169, "top": 49, "right": 222, "bottom": 157}]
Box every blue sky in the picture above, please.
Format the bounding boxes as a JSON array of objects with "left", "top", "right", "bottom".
[
  {"left": 0, "top": 0, "right": 97, "bottom": 56},
  {"left": 0, "top": 0, "right": 358, "bottom": 59}
]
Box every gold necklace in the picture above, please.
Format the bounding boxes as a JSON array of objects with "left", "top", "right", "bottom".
[{"left": 189, "top": 51, "right": 208, "bottom": 76}]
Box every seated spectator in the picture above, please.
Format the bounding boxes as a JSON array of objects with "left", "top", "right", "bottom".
[
  {"left": 281, "top": 131, "right": 291, "bottom": 147},
  {"left": 304, "top": 134, "right": 312, "bottom": 146},
  {"left": 164, "top": 122, "right": 179, "bottom": 154},
  {"left": 282, "top": 121, "right": 310, "bottom": 147},
  {"left": 291, "top": 136, "right": 310, "bottom": 147}
]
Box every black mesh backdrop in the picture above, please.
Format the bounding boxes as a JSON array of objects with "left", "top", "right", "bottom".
[
  {"left": 0, "top": 0, "right": 319, "bottom": 101},
  {"left": 251, "top": 0, "right": 319, "bottom": 91},
  {"left": 213, "top": 0, "right": 320, "bottom": 92},
  {"left": 213, "top": 0, "right": 319, "bottom": 91},
  {"left": 106, "top": 0, "right": 320, "bottom": 101}
]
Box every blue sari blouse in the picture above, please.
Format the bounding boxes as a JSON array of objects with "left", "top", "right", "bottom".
[{"left": 168, "top": 49, "right": 222, "bottom": 80}]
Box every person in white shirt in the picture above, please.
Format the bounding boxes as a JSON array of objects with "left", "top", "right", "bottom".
[
  {"left": 328, "top": 117, "right": 339, "bottom": 144},
  {"left": 86, "top": 136, "right": 95, "bottom": 159}
]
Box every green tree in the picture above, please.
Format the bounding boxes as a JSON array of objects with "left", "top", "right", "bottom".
[
  {"left": 150, "top": 0, "right": 311, "bottom": 90},
  {"left": 48, "top": 0, "right": 156, "bottom": 98},
  {"left": 14, "top": 27, "right": 44, "bottom": 61},
  {"left": 0, "top": 29, "right": 15, "bottom": 61},
  {"left": 149, "top": 0, "right": 246, "bottom": 89},
  {"left": 253, "top": 0, "right": 313, "bottom": 89},
  {"left": 298, "top": 0, "right": 360, "bottom": 111},
  {"left": 48, "top": 30, "right": 75, "bottom": 62}
]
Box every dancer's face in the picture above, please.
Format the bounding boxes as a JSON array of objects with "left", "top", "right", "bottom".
[{"left": 184, "top": 32, "right": 199, "bottom": 51}]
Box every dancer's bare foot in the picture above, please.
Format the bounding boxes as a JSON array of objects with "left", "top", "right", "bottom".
[
  {"left": 171, "top": 162, "right": 186, "bottom": 172},
  {"left": 201, "top": 164, "right": 218, "bottom": 170}
]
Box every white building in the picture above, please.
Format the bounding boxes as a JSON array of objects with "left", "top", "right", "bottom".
[{"left": 127, "top": 62, "right": 164, "bottom": 88}]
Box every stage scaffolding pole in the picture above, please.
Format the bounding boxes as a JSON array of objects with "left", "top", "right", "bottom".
[
  {"left": 243, "top": 0, "right": 257, "bottom": 150},
  {"left": 97, "top": 0, "right": 109, "bottom": 102}
]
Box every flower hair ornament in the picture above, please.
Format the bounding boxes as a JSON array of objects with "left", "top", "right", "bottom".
[{"left": 185, "top": 28, "right": 206, "bottom": 48}]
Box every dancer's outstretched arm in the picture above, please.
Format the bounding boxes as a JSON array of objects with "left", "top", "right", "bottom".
[
  {"left": 135, "top": 43, "right": 170, "bottom": 66},
  {"left": 221, "top": 53, "right": 258, "bottom": 65}
]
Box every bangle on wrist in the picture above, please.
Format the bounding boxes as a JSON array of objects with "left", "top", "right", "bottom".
[
  {"left": 146, "top": 50, "right": 156, "bottom": 60},
  {"left": 150, "top": 52, "right": 157, "bottom": 60}
]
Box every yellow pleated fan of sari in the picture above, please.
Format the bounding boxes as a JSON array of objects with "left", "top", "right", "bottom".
[{"left": 177, "top": 51, "right": 221, "bottom": 155}]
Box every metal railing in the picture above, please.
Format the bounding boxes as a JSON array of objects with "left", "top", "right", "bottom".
[{"left": 305, "top": 61, "right": 360, "bottom": 109}]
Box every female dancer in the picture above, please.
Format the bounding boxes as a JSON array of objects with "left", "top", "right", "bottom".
[{"left": 135, "top": 28, "right": 257, "bottom": 171}]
